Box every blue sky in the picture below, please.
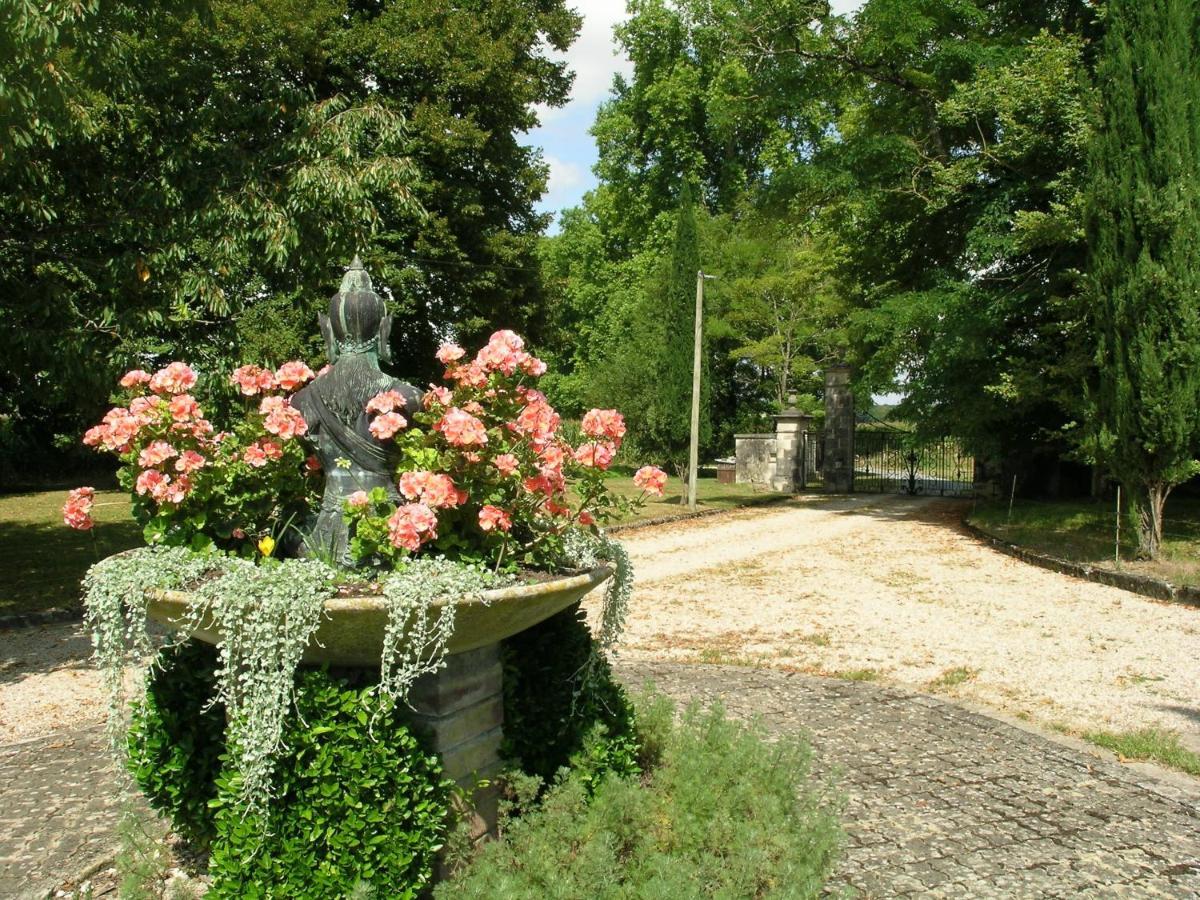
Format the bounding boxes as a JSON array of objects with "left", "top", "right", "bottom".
[{"left": 528, "top": 0, "right": 867, "bottom": 229}]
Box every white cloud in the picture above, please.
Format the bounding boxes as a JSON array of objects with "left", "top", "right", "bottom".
[
  {"left": 535, "top": 0, "right": 633, "bottom": 125},
  {"left": 543, "top": 154, "right": 587, "bottom": 205}
]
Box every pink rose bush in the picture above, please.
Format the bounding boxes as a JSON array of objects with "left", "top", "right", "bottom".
[
  {"left": 342, "top": 329, "right": 668, "bottom": 569},
  {"left": 71, "top": 360, "right": 319, "bottom": 552}
]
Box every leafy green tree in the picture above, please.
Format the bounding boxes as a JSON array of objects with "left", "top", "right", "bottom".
[
  {"left": 0, "top": 0, "right": 578, "bottom": 478},
  {"left": 1084, "top": 0, "right": 1200, "bottom": 558},
  {"left": 823, "top": 1, "right": 1099, "bottom": 468},
  {"left": 719, "top": 215, "right": 849, "bottom": 409}
]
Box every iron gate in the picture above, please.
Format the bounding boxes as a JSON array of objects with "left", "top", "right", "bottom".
[{"left": 853, "top": 429, "right": 975, "bottom": 497}]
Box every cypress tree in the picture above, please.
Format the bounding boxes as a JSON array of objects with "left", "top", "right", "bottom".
[
  {"left": 643, "top": 181, "right": 710, "bottom": 478},
  {"left": 1085, "top": 0, "right": 1200, "bottom": 558}
]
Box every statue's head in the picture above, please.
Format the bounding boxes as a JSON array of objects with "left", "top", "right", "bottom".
[{"left": 319, "top": 256, "right": 393, "bottom": 363}]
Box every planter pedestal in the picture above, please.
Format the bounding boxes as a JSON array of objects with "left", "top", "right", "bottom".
[{"left": 409, "top": 643, "right": 505, "bottom": 842}]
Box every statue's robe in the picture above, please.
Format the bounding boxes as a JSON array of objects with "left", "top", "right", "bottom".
[{"left": 291, "top": 367, "right": 422, "bottom": 566}]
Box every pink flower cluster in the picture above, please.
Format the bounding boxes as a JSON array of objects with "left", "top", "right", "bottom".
[
  {"left": 439, "top": 330, "right": 548, "bottom": 385},
  {"left": 634, "top": 465, "right": 668, "bottom": 496},
  {"left": 260, "top": 396, "right": 307, "bottom": 440},
  {"left": 398, "top": 471, "right": 466, "bottom": 508},
  {"left": 230, "top": 361, "right": 315, "bottom": 396},
  {"left": 387, "top": 503, "right": 438, "bottom": 552},
  {"left": 366, "top": 390, "right": 409, "bottom": 440},
  {"left": 62, "top": 487, "right": 95, "bottom": 531},
  {"left": 434, "top": 408, "right": 488, "bottom": 447}
]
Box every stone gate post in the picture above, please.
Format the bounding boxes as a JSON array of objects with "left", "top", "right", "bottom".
[
  {"left": 822, "top": 365, "right": 855, "bottom": 493},
  {"left": 770, "top": 395, "right": 812, "bottom": 493}
]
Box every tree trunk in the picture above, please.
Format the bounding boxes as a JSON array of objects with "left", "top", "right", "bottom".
[{"left": 1133, "top": 483, "right": 1169, "bottom": 559}]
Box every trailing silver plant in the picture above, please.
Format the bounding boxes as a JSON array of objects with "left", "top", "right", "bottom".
[
  {"left": 82, "top": 533, "right": 632, "bottom": 816},
  {"left": 83, "top": 547, "right": 215, "bottom": 753},
  {"left": 185, "top": 558, "right": 337, "bottom": 814},
  {"left": 562, "top": 528, "right": 633, "bottom": 651},
  {"left": 376, "top": 558, "right": 507, "bottom": 704}
]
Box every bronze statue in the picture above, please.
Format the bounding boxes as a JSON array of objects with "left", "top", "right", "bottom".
[{"left": 292, "top": 258, "right": 422, "bottom": 565}]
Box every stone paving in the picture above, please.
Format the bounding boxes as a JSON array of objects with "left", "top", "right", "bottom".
[
  {"left": 2, "top": 664, "right": 1199, "bottom": 898},
  {"left": 0, "top": 726, "right": 125, "bottom": 899},
  {"left": 615, "top": 660, "right": 1200, "bottom": 898}
]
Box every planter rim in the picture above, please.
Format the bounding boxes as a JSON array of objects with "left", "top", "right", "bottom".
[{"left": 147, "top": 564, "right": 613, "bottom": 609}]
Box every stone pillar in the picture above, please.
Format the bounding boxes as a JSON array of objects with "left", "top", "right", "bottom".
[
  {"left": 822, "top": 365, "right": 855, "bottom": 493},
  {"left": 408, "top": 643, "right": 504, "bottom": 843},
  {"left": 770, "top": 396, "right": 812, "bottom": 493}
]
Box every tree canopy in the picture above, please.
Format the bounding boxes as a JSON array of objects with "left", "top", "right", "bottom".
[{"left": 0, "top": 0, "right": 578, "bottom": 480}]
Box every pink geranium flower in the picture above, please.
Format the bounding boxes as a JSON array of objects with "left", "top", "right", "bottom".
[
  {"left": 168, "top": 394, "right": 201, "bottom": 423},
  {"left": 62, "top": 487, "right": 95, "bottom": 531},
  {"left": 119, "top": 369, "right": 152, "bottom": 389},
  {"left": 149, "top": 362, "right": 197, "bottom": 395},
  {"left": 581, "top": 408, "right": 627, "bottom": 444},
  {"left": 138, "top": 441, "right": 177, "bottom": 468},
  {"left": 512, "top": 399, "right": 560, "bottom": 446},
  {"left": 424, "top": 385, "right": 453, "bottom": 409},
  {"left": 521, "top": 356, "right": 547, "bottom": 377},
  {"left": 387, "top": 503, "right": 438, "bottom": 552},
  {"left": 449, "top": 362, "right": 489, "bottom": 389},
  {"left": 398, "top": 471, "right": 466, "bottom": 508},
  {"left": 263, "top": 402, "right": 307, "bottom": 440},
  {"left": 434, "top": 408, "right": 488, "bottom": 447},
  {"left": 573, "top": 441, "right": 616, "bottom": 470},
  {"left": 634, "top": 465, "right": 668, "bottom": 496},
  {"left": 135, "top": 468, "right": 168, "bottom": 497},
  {"left": 163, "top": 475, "right": 193, "bottom": 504},
  {"left": 478, "top": 505, "right": 512, "bottom": 532},
  {"left": 366, "top": 390, "right": 408, "bottom": 415},
  {"left": 175, "top": 450, "right": 206, "bottom": 473},
  {"left": 436, "top": 342, "right": 466, "bottom": 364},
  {"left": 231, "top": 365, "right": 275, "bottom": 396},
  {"left": 369, "top": 412, "right": 407, "bottom": 440},
  {"left": 274, "top": 360, "right": 315, "bottom": 391},
  {"left": 492, "top": 453, "right": 519, "bottom": 476},
  {"left": 346, "top": 491, "right": 370, "bottom": 509},
  {"left": 242, "top": 440, "right": 282, "bottom": 467}
]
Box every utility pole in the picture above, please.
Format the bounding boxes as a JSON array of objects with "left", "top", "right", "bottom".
[{"left": 688, "top": 270, "right": 717, "bottom": 509}]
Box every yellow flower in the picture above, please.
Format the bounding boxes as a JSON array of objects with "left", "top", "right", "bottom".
[{"left": 258, "top": 536, "right": 276, "bottom": 557}]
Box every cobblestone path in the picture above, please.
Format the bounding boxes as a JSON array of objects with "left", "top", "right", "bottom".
[
  {"left": 0, "top": 726, "right": 125, "bottom": 899},
  {"left": 615, "top": 660, "right": 1200, "bottom": 899},
  {"left": 2, "top": 665, "right": 1199, "bottom": 897}
]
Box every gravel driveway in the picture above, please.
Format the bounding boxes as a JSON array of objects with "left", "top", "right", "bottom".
[{"left": 597, "top": 494, "right": 1200, "bottom": 751}]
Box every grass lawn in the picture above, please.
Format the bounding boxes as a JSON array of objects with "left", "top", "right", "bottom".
[
  {"left": 0, "top": 489, "right": 141, "bottom": 618},
  {"left": 968, "top": 496, "right": 1200, "bottom": 587},
  {"left": 0, "top": 477, "right": 787, "bottom": 617},
  {"left": 602, "top": 473, "right": 788, "bottom": 525}
]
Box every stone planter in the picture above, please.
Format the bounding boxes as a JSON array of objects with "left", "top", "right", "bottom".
[
  {"left": 145, "top": 565, "right": 614, "bottom": 843},
  {"left": 145, "top": 565, "right": 613, "bottom": 667}
]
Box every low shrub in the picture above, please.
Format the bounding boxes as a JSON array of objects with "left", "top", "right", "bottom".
[
  {"left": 440, "top": 697, "right": 841, "bottom": 899},
  {"left": 129, "top": 650, "right": 452, "bottom": 899}
]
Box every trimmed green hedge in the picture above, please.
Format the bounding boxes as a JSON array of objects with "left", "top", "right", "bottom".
[{"left": 129, "top": 646, "right": 450, "bottom": 898}]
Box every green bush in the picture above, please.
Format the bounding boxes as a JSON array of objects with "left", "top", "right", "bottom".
[
  {"left": 205, "top": 667, "right": 451, "bottom": 899},
  {"left": 439, "top": 697, "right": 841, "bottom": 899},
  {"left": 130, "top": 650, "right": 453, "bottom": 898},
  {"left": 500, "top": 603, "right": 640, "bottom": 788},
  {"left": 128, "top": 640, "right": 226, "bottom": 846}
]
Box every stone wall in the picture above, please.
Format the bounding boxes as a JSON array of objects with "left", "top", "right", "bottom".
[{"left": 735, "top": 434, "right": 776, "bottom": 485}]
